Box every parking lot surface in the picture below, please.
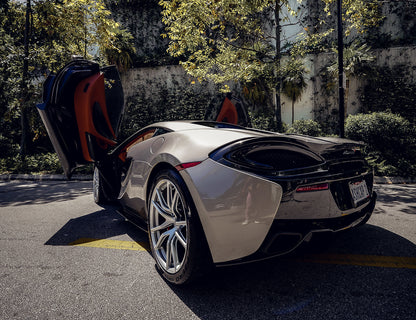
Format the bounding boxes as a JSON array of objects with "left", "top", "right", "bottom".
[{"left": 0, "top": 181, "right": 415, "bottom": 319}]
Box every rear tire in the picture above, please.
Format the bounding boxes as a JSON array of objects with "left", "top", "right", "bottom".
[{"left": 147, "top": 169, "right": 211, "bottom": 285}]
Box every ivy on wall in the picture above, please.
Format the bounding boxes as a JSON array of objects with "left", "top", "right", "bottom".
[
  {"left": 360, "top": 64, "right": 416, "bottom": 124},
  {"left": 104, "top": 0, "right": 177, "bottom": 67},
  {"left": 119, "top": 75, "right": 224, "bottom": 139}
]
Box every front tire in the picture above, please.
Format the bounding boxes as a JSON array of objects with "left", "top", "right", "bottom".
[
  {"left": 147, "top": 169, "right": 211, "bottom": 285},
  {"left": 93, "top": 166, "right": 111, "bottom": 204}
]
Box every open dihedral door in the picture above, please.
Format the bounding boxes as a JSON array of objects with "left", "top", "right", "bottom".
[
  {"left": 37, "top": 60, "right": 124, "bottom": 178},
  {"left": 206, "top": 94, "right": 251, "bottom": 127}
]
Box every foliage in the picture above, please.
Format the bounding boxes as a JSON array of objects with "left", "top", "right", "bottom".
[
  {"left": 360, "top": 65, "right": 416, "bottom": 124},
  {"left": 160, "top": 0, "right": 383, "bottom": 87},
  {"left": 326, "top": 42, "right": 375, "bottom": 79},
  {"left": 0, "top": 0, "right": 134, "bottom": 160},
  {"left": 364, "top": 1, "right": 416, "bottom": 48},
  {"left": 321, "top": 0, "right": 384, "bottom": 36},
  {"left": 281, "top": 58, "right": 308, "bottom": 124},
  {"left": 10, "top": 0, "right": 133, "bottom": 73},
  {"left": 159, "top": 0, "right": 384, "bottom": 133},
  {"left": 313, "top": 42, "right": 376, "bottom": 135},
  {"left": 119, "top": 83, "right": 222, "bottom": 139},
  {"left": 105, "top": 0, "right": 175, "bottom": 68},
  {"left": 249, "top": 109, "right": 281, "bottom": 132},
  {"left": 286, "top": 119, "right": 323, "bottom": 137},
  {"left": 0, "top": 152, "right": 63, "bottom": 174},
  {"left": 160, "top": 0, "right": 278, "bottom": 87},
  {"left": 345, "top": 112, "right": 416, "bottom": 176},
  {"left": 103, "top": 29, "right": 136, "bottom": 71}
]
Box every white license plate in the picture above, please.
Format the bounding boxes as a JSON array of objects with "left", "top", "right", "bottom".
[{"left": 349, "top": 180, "right": 370, "bottom": 205}]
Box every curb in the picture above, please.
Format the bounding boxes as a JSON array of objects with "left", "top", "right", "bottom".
[
  {"left": 0, "top": 174, "right": 415, "bottom": 184},
  {"left": 0, "top": 174, "right": 92, "bottom": 181}
]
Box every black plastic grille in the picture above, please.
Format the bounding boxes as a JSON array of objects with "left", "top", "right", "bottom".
[{"left": 329, "top": 160, "right": 366, "bottom": 174}]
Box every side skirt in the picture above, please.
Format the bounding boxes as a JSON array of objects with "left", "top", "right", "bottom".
[{"left": 116, "top": 206, "right": 148, "bottom": 233}]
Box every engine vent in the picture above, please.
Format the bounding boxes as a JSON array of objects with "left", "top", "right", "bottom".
[{"left": 228, "top": 147, "right": 322, "bottom": 172}]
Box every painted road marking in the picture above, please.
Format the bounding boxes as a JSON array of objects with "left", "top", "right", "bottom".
[
  {"left": 69, "top": 238, "right": 416, "bottom": 270},
  {"left": 69, "top": 238, "right": 149, "bottom": 251}
]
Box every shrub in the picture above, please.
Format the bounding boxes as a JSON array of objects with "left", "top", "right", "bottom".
[
  {"left": 345, "top": 112, "right": 416, "bottom": 176},
  {"left": 249, "top": 109, "right": 283, "bottom": 132},
  {"left": 0, "top": 153, "right": 63, "bottom": 174},
  {"left": 286, "top": 119, "right": 323, "bottom": 137}
]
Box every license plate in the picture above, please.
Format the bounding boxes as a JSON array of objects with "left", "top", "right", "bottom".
[{"left": 349, "top": 180, "right": 370, "bottom": 205}]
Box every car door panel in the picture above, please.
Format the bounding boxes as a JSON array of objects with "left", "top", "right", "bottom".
[{"left": 37, "top": 59, "right": 124, "bottom": 178}]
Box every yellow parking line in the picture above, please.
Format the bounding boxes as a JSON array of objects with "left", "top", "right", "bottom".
[
  {"left": 68, "top": 238, "right": 416, "bottom": 269},
  {"left": 69, "top": 238, "right": 149, "bottom": 251},
  {"left": 289, "top": 253, "right": 416, "bottom": 269}
]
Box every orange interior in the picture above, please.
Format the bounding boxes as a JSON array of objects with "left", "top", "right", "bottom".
[
  {"left": 118, "top": 129, "right": 156, "bottom": 162},
  {"left": 215, "top": 97, "right": 238, "bottom": 124},
  {"left": 74, "top": 73, "right": 116, "bottom": 162}
]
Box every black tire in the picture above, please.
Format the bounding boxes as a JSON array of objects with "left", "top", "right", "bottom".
[
  {"left": 356, "top": 211, "right": 372, "bottom": 227},
  {"left": 147, "top": 169, "right": 211, "bottom": 285},
  {"left": 93, "top": 166, "right": 111, "bottom": 204}
]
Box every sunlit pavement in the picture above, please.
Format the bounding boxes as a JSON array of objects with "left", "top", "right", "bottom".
[{"left": 0, "top": 181, "right": 415, "bottom": 319}]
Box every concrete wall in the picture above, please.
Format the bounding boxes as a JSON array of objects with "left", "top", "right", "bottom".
[{"left": 120, "top": 46, "right": 416, "bottom": 127}]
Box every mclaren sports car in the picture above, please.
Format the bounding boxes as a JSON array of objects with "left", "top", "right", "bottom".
[{"left": 37, "top": 60, "right": 376, "bottom": 284}]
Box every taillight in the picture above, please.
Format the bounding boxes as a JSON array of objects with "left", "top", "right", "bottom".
[
  {"left": 175, "top": 162, "right": 202, "bottom": 171},
  {"left": 296, "top": 183, "right": 329, "bottom": 192}
]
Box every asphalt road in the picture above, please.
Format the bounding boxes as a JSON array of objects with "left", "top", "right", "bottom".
[{"left": 0, "top": 181, "right": 415, "bottom": 320}]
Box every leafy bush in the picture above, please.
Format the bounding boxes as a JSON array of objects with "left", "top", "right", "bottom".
[
  {"left": 345, "top": 112, "right": 416, "bottom": 176},
  {"left": 0, "top": 135, "right": 19, "bottom": 158},
  {"left": 0, "top": 153, "right": 63, "bottom": 174},
  {"left": 249, "top": 109, "right": 283, "bottom": 132},
  {"left": 286, "top": 119, "right": 323, "bottom": 136}
]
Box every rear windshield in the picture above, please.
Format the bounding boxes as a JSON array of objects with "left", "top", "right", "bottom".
[{"left": 192, "top": 121, "right": 244, "bottom": 129}]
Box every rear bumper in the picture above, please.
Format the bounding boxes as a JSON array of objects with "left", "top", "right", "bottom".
[
  {"left": 217, "top": 192, "right": 377, "bottom": 266},
  {"left": 182, "top": 157, "right": 376, "bottom": 265}
]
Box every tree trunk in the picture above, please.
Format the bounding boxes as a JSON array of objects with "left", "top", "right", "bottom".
[
  {"left": 19, "top": 0, "right": 31, "bottom": 156},
  {"left": 291, "top": 95, "right": 295, "bottom": 125},
  {"left": 337, "top": 0, "right": 345, "bottom": 138},
  {"left": 274, "top": 1, "right": 282, "bottom": 131}
]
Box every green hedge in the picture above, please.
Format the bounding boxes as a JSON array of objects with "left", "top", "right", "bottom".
[
  {"left": 345, "top": 112, "right": 416, "bottom": 176},
  {"left": 0, "top": 152, "right": 95, "bottom": 175},
  {"left": 286, "top": 119, "right": 323, "bottom": 137},
  {"left": 0, "top": 153, "right": 63, "bottom": 174}
]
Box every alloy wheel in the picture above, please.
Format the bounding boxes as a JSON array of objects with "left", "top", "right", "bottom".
[{"left": 149, "top": 178, "right": 189, "bottom": 274}]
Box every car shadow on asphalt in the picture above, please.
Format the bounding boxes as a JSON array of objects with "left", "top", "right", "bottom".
[
  {"left": 43, "top": 204, "right": 416, "bottom": 320},
  {"left": 44, "top": 204, "right": 149, "bottom": 250},
  {"left": 169, "top": 225, "right": 416, "bottom": 320}
]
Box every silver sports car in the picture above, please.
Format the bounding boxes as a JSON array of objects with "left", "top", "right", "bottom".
[{"left": 37, "top": 60, "right": 376, "bottom": 284}]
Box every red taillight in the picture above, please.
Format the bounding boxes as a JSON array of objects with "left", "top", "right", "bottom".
[
  {"left": 296, "top": 183, "right": 329, "bottom": 192},
  {"left": 175, "top": 162, "right": 202, "bottom": 171}
]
